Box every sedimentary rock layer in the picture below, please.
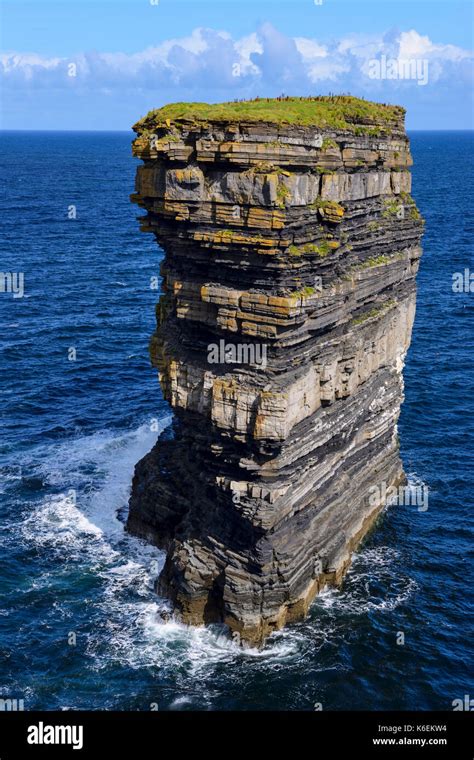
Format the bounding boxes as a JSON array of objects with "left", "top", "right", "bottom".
[{"left": 127, "top": 97, "right": 424, "bottom": 645}]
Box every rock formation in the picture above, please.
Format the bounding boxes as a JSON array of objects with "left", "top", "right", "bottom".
[{"left": 127, "top": 97, "right": 424, "bottom": 645}]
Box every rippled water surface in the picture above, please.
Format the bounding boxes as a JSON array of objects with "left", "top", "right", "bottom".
[{"left": 0, "top": 131, "right": 472, "bottom": 710}]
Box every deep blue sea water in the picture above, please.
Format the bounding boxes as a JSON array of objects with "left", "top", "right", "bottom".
[{"left": 0, "top": 131, "right": 473, "bottom": 711}]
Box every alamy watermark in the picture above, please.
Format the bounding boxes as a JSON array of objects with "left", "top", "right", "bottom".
[
  {"left": 452, "top": 268, "right": 474, "bottom": 293},
  {"left": 0, "top": 697, "right": 24, "bottom": 711},
  {"left": 369, "top": 480, "right": 429, "bottom": 512},
  {"left": 0, "top": 271, "right": 24, "bottom": 298},
  {"left": 27, "top": 722, "right": 83, "bottom": 750},
  {"left": 207, "top": 339, "right": 267, "bottom": 369},
  {"left": 452, "top": 694, "right": 474, "bottom": 711},
  {"left": 367, "top": 55, "right": 429, "bottom": 86}
]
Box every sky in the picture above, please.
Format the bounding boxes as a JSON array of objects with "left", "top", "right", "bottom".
[{"left": 1, "top": 0, "right": 473, "bottom": 130}]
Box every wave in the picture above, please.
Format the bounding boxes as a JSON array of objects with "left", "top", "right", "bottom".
[
  {"left": 20, "top": 419, "right": 171, "bottom": 549},
  {"left": 13, "top": 417, "right": 297, "bottom": 685},
  {"left": 10, "top": 418, "right": 419, "bottom": 691},
  {"left": 312, "top": 545, "right": 418, "bottom": 617}
]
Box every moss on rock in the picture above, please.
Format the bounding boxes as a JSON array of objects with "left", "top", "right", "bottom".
[{"left": 133, "top": 95, "right": 406, "bottom": 135}]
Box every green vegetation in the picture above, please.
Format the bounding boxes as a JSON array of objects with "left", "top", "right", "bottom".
[
  {"left": 382, "top": 198, "right": 403, "bottom": 218},
  {"left": 292, "top": 285, "right": 316, "bottom": 298},
  {"left": 288, "top": 245, "right": 303, "bottom": 256},
  {"left": 351, "top": 299, "right": 395, "bottom": 325},
  {"left": 309, "top": 197, "right": 345, "bottom": 214},
  {"left": 382, "top": 192, "right": 422, "bottom": 221},
  {"left": 361, "top": 254, "right": 391, "bottom": 268},
  {"left": 347, "top": 252, "right": 405, "bottom": 277},
  {"left": 367, "top": 221, "right": 381, "bottom": 232},
  {"left": 321, "top": 138, "right": 338, "bottom": 150},
  {"left": 399, "top": 192, "right": 422, "bottom": 220},
  {"left": 276, "top": 180, "right": 291, "bottom": 208},
  {"left": 309, "top": 197, "right": 345, "bottom": 223},
  {"left": 153, "top": 133, "right": 181, "bottom": 145},
  {"left": 352, "top": 307, "right": 384, "bottom": 325},
  {"left": 354, "top": 126, "right": 382, "bottom": 137},
  {"left": 246, "top": 161, "right": 291, "bottom": 175},
  {"left": 288, "top": 239, "right": 340, "bottom": 257},
  {"left": 134, "top": 96, "right": 405, "bottom": 135}
]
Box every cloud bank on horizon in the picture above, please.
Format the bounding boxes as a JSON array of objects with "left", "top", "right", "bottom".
[{"left": 1, "top": 23, "right": 473, "bottom": 129}]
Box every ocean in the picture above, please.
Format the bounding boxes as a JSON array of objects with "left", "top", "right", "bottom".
[{"left": 0, "top": 130, "right": 472, "bottom": 710}]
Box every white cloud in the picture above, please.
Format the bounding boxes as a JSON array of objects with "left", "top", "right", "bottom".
[
  {"left": 1, "top": 24, "right": 472, "bottom": 94},
  {"left": 398, "top": 29, "right": 471, "bottom": 62},
  {"left": 294, "top": 38, "right": 327, "bottom": 60},
  {"left": 234, "top": 32, "right": 262, "bottom": 76}
]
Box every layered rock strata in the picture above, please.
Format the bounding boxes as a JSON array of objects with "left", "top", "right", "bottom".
[{"left": 127, "top": 97, "right": 424, "bottom": 645}]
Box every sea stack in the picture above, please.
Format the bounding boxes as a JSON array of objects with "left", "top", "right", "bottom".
[{"left": 127, "top": 97, "right": 424, "bottom": 645}]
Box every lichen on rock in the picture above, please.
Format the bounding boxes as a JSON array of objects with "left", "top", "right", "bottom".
[{"left": 126, "top": 96, "right": 424, "bottom": 646}]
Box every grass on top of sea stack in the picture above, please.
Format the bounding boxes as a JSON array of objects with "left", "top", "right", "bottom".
[{"left": 133, "top": 95, "right": 406, "bottom": 135}]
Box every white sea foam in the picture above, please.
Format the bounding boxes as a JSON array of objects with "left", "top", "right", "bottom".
[
  {"left": 313, "top": 544, "right": 418, "bottom": 616},
  {"left": 20, "top": 420, "right": 170, "bottom": 561},
  {"left": 15, "top": 420, "right": 420, "bottom": 678},
  {"left": 16, "top": 417, "right": 298, "bottom": 677}
]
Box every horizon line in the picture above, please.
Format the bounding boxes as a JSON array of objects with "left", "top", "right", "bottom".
[{"left": 1, "top": 128, "right": 473, "bottom": 133}]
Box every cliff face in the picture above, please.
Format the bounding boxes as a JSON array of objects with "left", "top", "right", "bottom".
[{"left": 127, "top": 97, "right": 424, "bottom": 645}]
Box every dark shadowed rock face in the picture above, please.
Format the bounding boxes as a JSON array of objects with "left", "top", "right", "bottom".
[{"left": 126, "top": 97, "right": 424, "bottom": 645}]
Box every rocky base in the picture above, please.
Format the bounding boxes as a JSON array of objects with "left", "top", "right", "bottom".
[{"left": 126, "top": 97, "right": 423, "bottom": 645}]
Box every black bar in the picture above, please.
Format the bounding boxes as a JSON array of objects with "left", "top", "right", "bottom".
[{"left": 0, "top": 710, "right": 472, "bottom": 758}]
